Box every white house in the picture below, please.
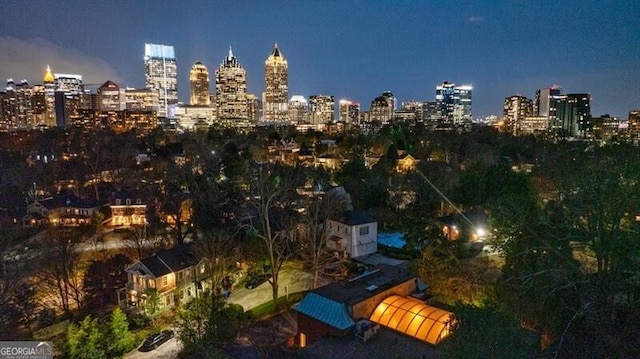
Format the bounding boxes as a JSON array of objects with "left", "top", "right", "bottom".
[{"left": 326, "top": 211, "right": 377, "bottom": 258}]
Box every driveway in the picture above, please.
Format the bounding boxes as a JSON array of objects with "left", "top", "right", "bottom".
[
  {"left": 124, "top": 337, "right": 181, "bottom": 359},
  {"left": 227, "top": 265, "right": 317, "bottom": 311}
]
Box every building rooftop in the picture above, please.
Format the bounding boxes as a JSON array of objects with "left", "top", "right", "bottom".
[
  {"left": 332, "top": 210, "right": 376, "bottom": 226},
  {"left": 139, "top": 244, "right": 202, "bottom": 278},
  {"left": 37, "top": 194, "right": 107, "bottom": 210},
  {"left": 313, "top": 264, "right": 414, "bottom": 306}
]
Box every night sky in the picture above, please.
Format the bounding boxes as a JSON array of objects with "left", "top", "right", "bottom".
[{"left": 1, "top": 1, "right": 638, "bottom": 118}]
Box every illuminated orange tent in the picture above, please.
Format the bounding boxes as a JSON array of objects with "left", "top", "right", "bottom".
[{"left": 369, "top": 295, "right": 456, "bottom": 345}]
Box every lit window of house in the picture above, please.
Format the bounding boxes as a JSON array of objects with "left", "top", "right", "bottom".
[
  {"left": 359, "top": 226, "right": 369, "bottom": 236},
  {"left": 162, "top": 276, "right": 168, "bottom": 286},
  {"left": 200, "top": 264, "right": 205, "bottom": 274}
]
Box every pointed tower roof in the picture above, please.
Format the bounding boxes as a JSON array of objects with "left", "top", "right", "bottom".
[
  {"left": 228, "top": 46, "right": 234, "bottom": 60},
  {"left": 271, "top": 43, "right": 281, "bottom": 57},
  {"left": 43, "top": 65, "right": 54, "bottom": 83}
]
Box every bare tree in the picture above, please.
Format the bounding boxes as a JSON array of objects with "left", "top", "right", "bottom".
[
  {"left": 38, "top": 226, "right": 85, "bottom": 313},
  {"left": 248, "top": 168, "right": 299, "bottom": 304},
  {"left": 299, "top": 188, "right": 349, "bottom": 289},
  {"left": 192, "top": 229, "right": 236, "bottom": 302}
]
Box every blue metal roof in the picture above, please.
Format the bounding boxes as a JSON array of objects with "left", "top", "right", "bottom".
[{"left": 295, "top": 293, "right": 355, "bottom": 331}]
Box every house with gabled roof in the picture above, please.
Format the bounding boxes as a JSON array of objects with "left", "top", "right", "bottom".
[
  {"left": 109, "top": 191, "right": 146, "bottom": 227},
  {"left": 23, "top": 193, "right": 108, "bottom": 227},
  {"left": 119, "top": 243, "right": 212, "bottom": 311}
]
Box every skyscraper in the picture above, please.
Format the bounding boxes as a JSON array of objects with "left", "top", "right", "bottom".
[
  {"left": 534, "top": 86, "right": 563, "bottom": 118},
  {"left": 98, "top": 81, "right": 125, "bottom": 111},
  {"left": 263, "top": 43, "right": 288, "bottom": 122},
  {"left": 43, "top": 65, "right": 56, "bottom": 127},
  {"left": 339, "top": 100, "right": 360, "bottom": 124},
  {"left": 144, "top": 43, "right": 177, "bottom": 118},
  {"left": 503, "top": 95, "right": 533, "bottom": 136},
  {"left": 309, "top": 95, "right": 334, "bottom": 124},
  {"left": 189, "top": 61, "right": 210, "bottom": 106},
  {"left": 370, "top": 92, "right": 395, "bottom": 124},
  {"left": 554, "top": 93, "right": 591, "bottom": 138},
  {"left": 435, "top": 82, "right": 472, "bottom": 124},
  {"left": 215, "top": 47, "right": 248, "bottom": 125},
  {"left": 288, "top": 95, "right": 309, "bottom": 124},
  {"left": 54, "top": 73, "right": 84, "bottom": 128}
]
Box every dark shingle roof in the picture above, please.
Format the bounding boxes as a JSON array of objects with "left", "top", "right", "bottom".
[
  {"left": 313, "top": 264, "right": 414, "bottom": 306},
  {"left": 339, "top": 211, "right": 376, "bottom": 226},
  {"left": 140, "top": 244, "right": 201, "bottom": 277},
  {"left": 38, "top": 194, "right": 107, "bottom": 210}
]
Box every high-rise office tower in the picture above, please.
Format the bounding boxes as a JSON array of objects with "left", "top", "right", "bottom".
[
  {"left": 534, "top": 86, "right": 563, "bottom": 117},
  {"left": 628, "top": 110, "right": 640, "bottom": 144},
  {"left": 246, "top": 94, "right": 260, "bottom": 123},
  {"left": 435, "top": 81, "right": 472, "bottom": 124},
  {"left": 288, "top": 95, "right": 309, "bottom": 124},
  {"left": 370, "top": 92, "right": 395, "bottom": 124},
  {"left": 503, "top": 95, "right": 534, "bottom": 136},
  {"left": 144, "top": 43, "right": 177, "bottom": 118},
  {"left": 189, "top": 61, "right": 210, "bottom": 106},
  {"left": 215, "top": 47, "right": 248, "bottom": 124},
  {"left": 43, "top": 65, "right": 56, "bottom": 127},
  {"left": 339, "top": 100, "right": 360, "bottom": 124},
  {"left": 309, "top": 95, "right": 334, "bottom": 124},
  {"left": 98, "top": 81, "right": 125, "bottom": 111},
  {"left": 554, "top": 93, "right": 591, "bottom": 138},
  {"left": 263, "top": 44, "right": 288, "bottom": 121},
  {"left": 54, "top": 73, "right": 84, "bottom": 128}
]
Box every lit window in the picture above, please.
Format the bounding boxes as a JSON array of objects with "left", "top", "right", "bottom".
[{"left": 162, "top": 276, "right": 168, "bottom": 286}]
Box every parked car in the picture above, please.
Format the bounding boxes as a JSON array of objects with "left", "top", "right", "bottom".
[
  {"left": 244, "top": 274, "right": 271, "bottom": 289},
  {"left": 138, "top": 330, "right": 174, "bottom": 352}
]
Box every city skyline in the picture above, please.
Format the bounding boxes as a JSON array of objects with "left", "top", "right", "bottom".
[{"left": 0, "top": 1, "right": 639, "bottom": 118}]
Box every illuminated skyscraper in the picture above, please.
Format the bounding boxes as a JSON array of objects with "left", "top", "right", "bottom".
[
  {"left": 534, "top": 86, "right": 562, "bottom": 118},
  {"left": 144, "top": 43, "right": 177, "bottom": 118},
  {"left": 98, "top": 81, "right": 125, "bottom": 111},
  {"left": 370, "top": 92, "right": 395, "bottom": 124},
  {"left": 339, "top": 100, "right": 360, "bottom": 124},
  {"left": 43, "top": 65, "right": 56, "bottom": 127},
  {"left": 263, "top": 44, "right": 288, "bottom": 121},
  {"left": 54, "top": 73, "right": 84, "bottom": 128},
  {"left": 288, "top": 95, "right": 309, "bottom": 124},
  {"left": 309, "top": 95, "right": 334, "bottom": 124},
  {"left": 189, "top": 61, "right": 210, "bottom": 106},
  {"left": 435, "top": 81, "right": 472, "bottom": 124},
  {"left": 503, "top": 95, "right": 533, "bottom": 136},
  {"left": 628, "top": 110, "right": 640, "bottom": 144},
  {"left": 554, "top": 93, "right": 591, "bottom": 138},
  {"left": 215, "top": 47, "right": 248, "bottom": 125}
]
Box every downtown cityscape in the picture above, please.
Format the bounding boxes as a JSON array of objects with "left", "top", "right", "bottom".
[{"left": 0, "top": 1, "right": 639, "bottom": 359}]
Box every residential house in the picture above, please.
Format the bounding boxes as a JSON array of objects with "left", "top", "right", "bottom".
[
  {"left": 23, "top": 194, "right": 107, "bottom": 227},
  {"left": 119, "top": 244, "right": 211, "bottom": 311},
  {"left": 110, "top": 191, "right": 147, "bottom": 227},
  {"left": 326, "top": 211, "right": 377, "bottom": 258},
  {"left": 396, "top": 151, "right": 419, "bottom": 173}
]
